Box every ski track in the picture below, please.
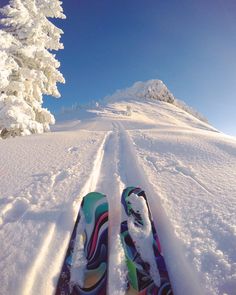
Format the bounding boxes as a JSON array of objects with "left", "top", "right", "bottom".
[
  {"left": 1, "top": 94, "right": 236, "bottom": 295},
  {"left": 116, "top": 123, "right": 204, "bottom": 295},
  {"left": 22, "top": 131, "right": 111, "bottom": 295},
  {"left": 79, "top": 121, "right": 204, "bottom": 295},
  {"left": 95, "top": 123, "right": 127, "bottom": 295},
  {"left": 1, "top": 122, "right": 210, "bottom": 295}
]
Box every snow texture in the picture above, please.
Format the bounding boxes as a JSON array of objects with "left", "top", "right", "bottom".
[{"left": 0, "top": 93, "right": 236, "bottom": 295}]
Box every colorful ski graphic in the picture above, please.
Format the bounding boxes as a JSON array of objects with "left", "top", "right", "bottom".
[
  {"left": 121, "top": 187, "right": 173, "bottom": 295},
  {"left": 56, "top": 192, "right": 109, "bottom": 295}
]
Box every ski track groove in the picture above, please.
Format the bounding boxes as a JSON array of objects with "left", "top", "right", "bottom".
[
  {"left": 94, "top": 122, "right": 202, "bottom": 295},
  {"left": 23, "top": 223, "right": 56, "bottom": 295},
  {"left": 95, "top": 123, "right": 127, "bottom": 295},
  {"left": 19, "top": 123, "right": 204, "bottom": 295},
  {"left": 116, "top": 123, "right": 204, "bottom": 295},
  {"left": 22, "top": 131, "right": 111, "bottom": 295}
]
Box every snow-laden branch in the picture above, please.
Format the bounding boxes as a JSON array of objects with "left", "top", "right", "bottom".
[{"left": 0, "top": 0, "right": 65, "bottom": 139}]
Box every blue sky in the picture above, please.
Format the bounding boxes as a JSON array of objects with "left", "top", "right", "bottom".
[{"left": 1, "top": 0, "right": 236, "bottom": 135}]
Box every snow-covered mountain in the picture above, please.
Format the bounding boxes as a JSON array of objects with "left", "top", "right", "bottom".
[
  {"left": 1, "top": 83, "right": 236, "bottom": 295},
  {"left": 103, "top": 79, "right": 175, "bottom": 103},
  {"left": 58, "top": 79, "right": 208, "bottom": 124}
]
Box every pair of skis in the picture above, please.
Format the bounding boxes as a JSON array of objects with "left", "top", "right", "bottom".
[{"left": 56, "top": 187, "right": 172, "bottom": 295}]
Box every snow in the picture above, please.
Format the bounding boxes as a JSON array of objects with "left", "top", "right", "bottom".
[
  {"left": 0, "top": 96, "right": 236, "bottom": 295},
  {"left": 70, "top": 211, "right": 87, "bottom": 288},
  {"left": 104, "top": 80, "right": 174, "bottom": 103},
  {"left": 102, "top": 79, "right": 208, "bottom": 123},
  {"left": 126, "top": 193, "right": 161, "bottom": 287}
]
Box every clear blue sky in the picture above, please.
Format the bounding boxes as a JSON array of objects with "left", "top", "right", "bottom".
[{"left": 1, "top": 0, "right": 236, "bottom": 135}]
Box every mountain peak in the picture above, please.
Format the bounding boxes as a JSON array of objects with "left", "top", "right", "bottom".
[
  {"left": 58, "top": 79, "right": 209, "bottom": 125},
  {"left": 104, "top": 79, "right": 175, "bottom": 103}
]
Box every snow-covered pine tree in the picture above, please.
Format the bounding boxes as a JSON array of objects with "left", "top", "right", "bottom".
[{"left": 0, "top": 0, "right": 65, "bottom": 138}]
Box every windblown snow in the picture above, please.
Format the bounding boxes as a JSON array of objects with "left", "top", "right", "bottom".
[{"left": 1, "top": 81, "right": 236, "bottom": 295}]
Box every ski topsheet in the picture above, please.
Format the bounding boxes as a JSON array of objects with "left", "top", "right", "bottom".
[
  {"left": 56, "top": 192, "right": 109, "bottom": 295},
  {"left": 121, "top": 187, "right": 172, "bottom": 295}
]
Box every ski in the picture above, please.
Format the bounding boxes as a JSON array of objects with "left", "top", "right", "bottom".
[
  {"left": 56, "top": 192, "right": 109, "bottom": 295},
  {"left": 120, "top": 187, "right": 173, "bottom": 295}
]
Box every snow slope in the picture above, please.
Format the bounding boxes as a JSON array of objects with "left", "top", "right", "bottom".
[{"left": 1, "top": 97, "right": 236, "bottom": 295}]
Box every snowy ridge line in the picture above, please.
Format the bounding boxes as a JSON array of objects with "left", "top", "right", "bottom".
[
  {"left": 117, "top": 123, "right": 205, "bottom": 295},
  {"left": 22, "top": 131, "right": 111, "bottom": 295}
]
